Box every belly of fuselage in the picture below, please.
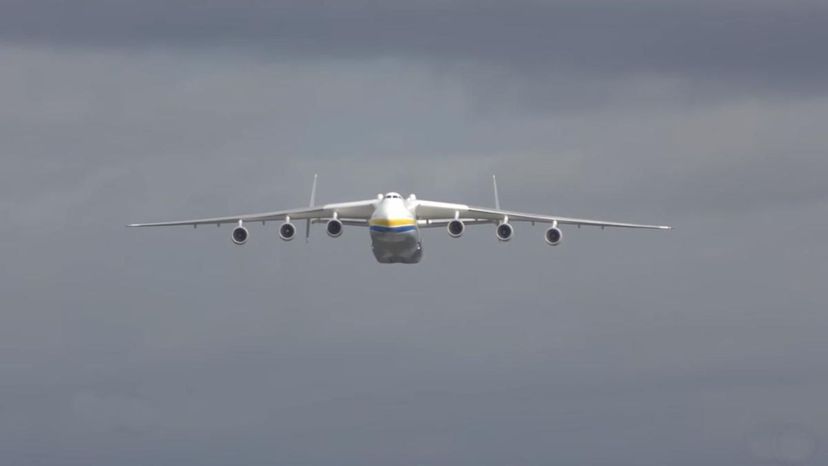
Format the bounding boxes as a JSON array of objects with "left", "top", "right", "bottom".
[{"left": 369, "top": 227, "right": 422, "bottom": 264}]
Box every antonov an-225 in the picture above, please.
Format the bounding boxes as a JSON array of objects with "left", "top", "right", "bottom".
[{"left": 129, "top": 175, "right": 671, "bottom": 264}]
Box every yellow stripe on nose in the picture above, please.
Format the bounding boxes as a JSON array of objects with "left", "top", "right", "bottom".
[{"left": 369, "top": 218, "right": 416, "bottom": 227}]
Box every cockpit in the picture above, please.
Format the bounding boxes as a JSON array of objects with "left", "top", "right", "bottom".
[{"left": 384, "top": 192, "right": 403, "bottom": 199}]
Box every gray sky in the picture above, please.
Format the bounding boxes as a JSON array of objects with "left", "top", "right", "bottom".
[{"left": 2, "top": 1, "right": 827, "bottom": 465}]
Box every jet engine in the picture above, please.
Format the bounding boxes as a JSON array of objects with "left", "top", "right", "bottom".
[
  {"left": 496, "top": 222, "right": 513, "bottom": 241},
  {"left": 544, "top": 226, "right": 563, "bottom": 246},
  {"left": 447, "top": 219, "right": 465, "bottom": 238},
  {"left": 231, "top": 225, "right": 249, "bottom": 245},
  {"left": 279, "top": 222, "right": 296, "bottom": 241},
  {"left": 326, "top": 218, "right": 344, "bottom": 237}
]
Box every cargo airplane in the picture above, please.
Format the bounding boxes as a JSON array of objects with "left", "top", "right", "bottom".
[{"left": 128, "top": 175, "right": 671, "bottom": 263}]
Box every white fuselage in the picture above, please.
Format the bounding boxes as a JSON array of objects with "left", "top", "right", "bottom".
[{"left": 368, "top": 193, "right": 422, "bottom": 263}]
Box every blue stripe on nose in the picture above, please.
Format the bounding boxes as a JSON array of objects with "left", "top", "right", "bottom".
[{"left": 369, "top": 225, "right": 417, "bottom": 233}]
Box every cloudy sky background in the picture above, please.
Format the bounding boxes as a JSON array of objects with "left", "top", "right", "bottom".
[{"left": 2, "top": 1, "right": 827, "bottom": 464}]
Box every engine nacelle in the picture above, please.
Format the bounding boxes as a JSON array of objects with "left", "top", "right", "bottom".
[
  {"left": 496, "top": 222, "right": 513, "bottom": 242},
  {"left": 279, "top": 222, "right": 296, "bottom": 241},
  {"left": 544, "top": 226, "right": 563, "bottom": 246},
  {"left": 326, "top": 218, "right": 344, "bottom": 238},
  {"left": 231, "top": 226, "right": 249, "bottom": 245},
  {"left": 447, "top": 219, "right": 465, "bottom": 238}
]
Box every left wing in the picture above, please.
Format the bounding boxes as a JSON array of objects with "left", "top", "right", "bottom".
[
  {"left": 128, "top": 199, "right": 377, "bottom": 228},
  {"left": 413, "top": 200, "right": 671, "bottom": 230}
]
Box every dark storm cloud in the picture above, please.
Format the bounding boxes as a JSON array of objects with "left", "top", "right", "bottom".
[{"left": 2, "top": 0, "right": 828, "bottom": 93}]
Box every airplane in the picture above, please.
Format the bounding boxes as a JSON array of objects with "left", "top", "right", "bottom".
[{"left": 128, "top": 175, "right": 671, "bottom": 264}]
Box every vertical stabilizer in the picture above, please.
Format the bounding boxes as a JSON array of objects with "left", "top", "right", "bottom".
[
  {"left": 492, "top": 175, "right": 501, "bottom": 209},
  {"left": 308, "top": 173, "right": 318, "bottom": 207},
  {"left": 306, "top": 174, "right": 318, "bottom": 241}
]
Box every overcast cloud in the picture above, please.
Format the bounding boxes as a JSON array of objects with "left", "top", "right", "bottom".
[{"left": 1, "top": 1, "right": 827, "bottom": 465}]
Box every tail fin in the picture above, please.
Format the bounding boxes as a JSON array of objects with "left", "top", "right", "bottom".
[
  {"left": 308, "top": 173, "right": 318, "bottom": 207},
  {"left": 306, "top": 174, "right": 317, "bottom": 241},
  {"left": 492, "top": 174, "right": 501, "bottom": 209}
]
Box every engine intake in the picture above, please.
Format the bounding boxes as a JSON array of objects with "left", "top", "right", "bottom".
[
  {"left": 279, "top": 222, "right": 296, "bottom": 241},
  {"left": 326, "top": 219, "right": 344, "bottom": 238},
  {"left": 544, "top": 226, "right": 563, "bottom": 246},
  {"left": 231, "top": 226, "right": 249, "bottom": 245},
  {"left": 447, "top": 219, "right": 465, "bottom": 238},
  {"left": 496, "top": 222, "right": 513, "bottom": 241}
]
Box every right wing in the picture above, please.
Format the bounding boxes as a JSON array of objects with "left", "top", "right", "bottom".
[
  {"left": 413, "top": 200, "right": 671, "bottom": 230},
  {"left": 127, "top": 199, "right": 378, "bottom": 227}
]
